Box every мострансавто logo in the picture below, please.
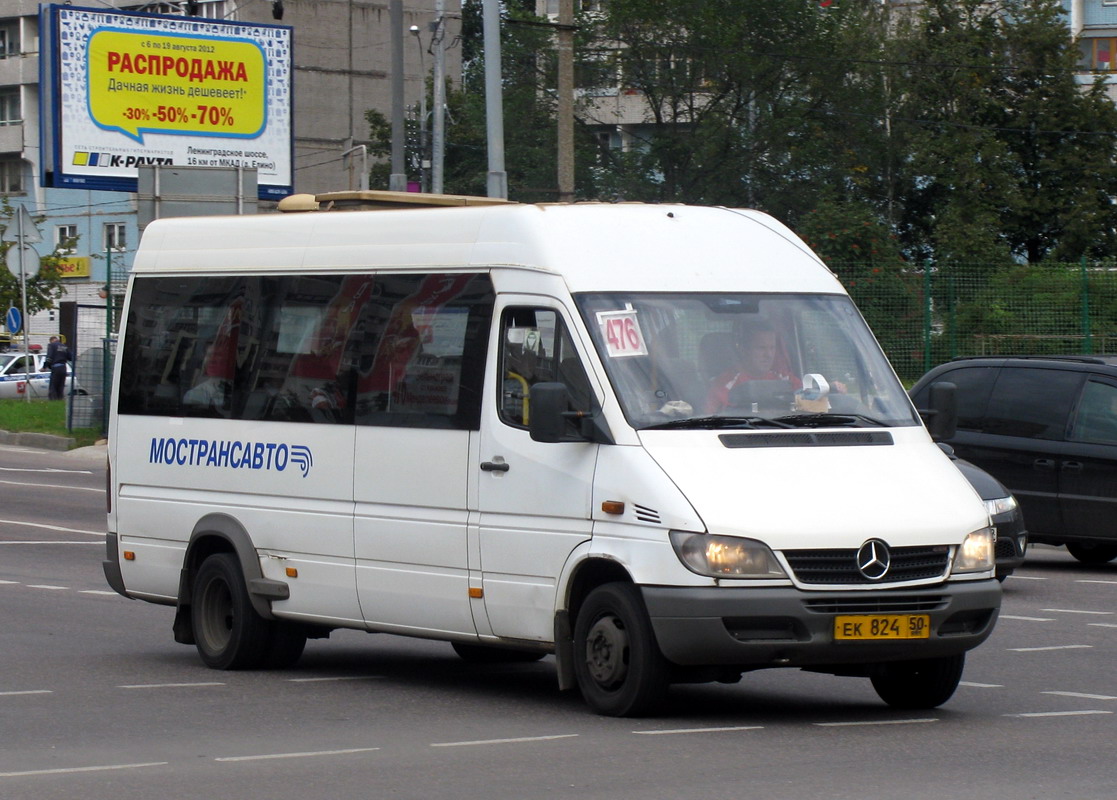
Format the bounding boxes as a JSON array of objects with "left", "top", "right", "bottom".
[{"left": 149, "top": 437, "right": 313, "bottom": 478}]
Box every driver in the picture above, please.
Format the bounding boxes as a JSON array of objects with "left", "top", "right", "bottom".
[{"left": 705, "top": 322, "right": 800, "bottom": 414}]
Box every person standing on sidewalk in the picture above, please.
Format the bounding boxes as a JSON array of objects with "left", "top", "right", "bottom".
[{"left": 45, "top": 335, "right": 71, "bottom": 400}]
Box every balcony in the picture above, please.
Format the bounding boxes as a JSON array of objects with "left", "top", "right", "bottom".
[{"left": 0, "top": 121, "right": 24, "bottom": 155}]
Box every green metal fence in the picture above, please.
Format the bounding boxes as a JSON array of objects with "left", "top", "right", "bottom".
[{"left": 838, "top": 260, "right": 1117, "bottom": 384}]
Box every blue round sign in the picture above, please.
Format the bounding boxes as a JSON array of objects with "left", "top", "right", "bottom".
[{"left": 5, "top": 306, "right": 21, "bottom": 335}]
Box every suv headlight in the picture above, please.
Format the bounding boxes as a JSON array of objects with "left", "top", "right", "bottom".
[
  {"left": 984, "top": 495, "right": 1017, "bottom": 518},
  {"left": 952, "top": 527, "right": 996, "bottom": 574},
  {"left": 669, "top": 531, "right": 787, "bottom": 579}
]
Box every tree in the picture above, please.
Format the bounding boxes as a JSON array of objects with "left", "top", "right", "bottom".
[
  {"left": 394, "top": 0, "right": 1117, "bottom": 268},
  {"left": 0, "top": 203, "right": 70, "bottom": 319}
]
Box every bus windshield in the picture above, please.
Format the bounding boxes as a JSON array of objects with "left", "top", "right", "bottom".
[{"left": 575, "top": 292, "right": 920, "bottom": 431}]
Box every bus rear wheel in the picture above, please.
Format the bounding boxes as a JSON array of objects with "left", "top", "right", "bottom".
[
  {"left": 192, "top": 553, "right": 273, "bottom": 670},
  {"left": 871, "top": 653, "right": 965, "bottom": 709}
]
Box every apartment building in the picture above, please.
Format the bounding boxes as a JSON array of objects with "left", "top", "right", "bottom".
[{"left": 1065, "top": 0, "right": 1117, "bottom": 99}]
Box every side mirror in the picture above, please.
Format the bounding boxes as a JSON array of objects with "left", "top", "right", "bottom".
[
  {"left": 529, "top": 382, "right": 573, "bottom": 443},
  {"left": 528, "top": 382, "right": 613, "bottom": 444},
  {"left": 919, "top": 381, "right": 957, "bottom": 442}
]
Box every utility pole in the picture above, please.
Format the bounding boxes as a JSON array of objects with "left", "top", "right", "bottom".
[
  {"left": 409, "top": 25, "right": 429, "bottom": 192},
  {"left": 483, "top": 0, "right": 507, "bottom": 198},
  {"left": 431, "top": 0, "right": 447, "bottom": 194},
  {"left": 556, "top": 0, "right": 574, "bottom": 202},
  {"left": 389, "top": 0, "right": 408, "bottom": 191}
]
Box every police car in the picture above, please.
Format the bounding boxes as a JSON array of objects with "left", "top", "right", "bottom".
[{"left": 0, "top": 352, "right": 80, "bottom": 399}]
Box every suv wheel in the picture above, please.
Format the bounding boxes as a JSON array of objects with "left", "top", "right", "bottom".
[{"left": 1066, "top": 542, "right": 1117, "bottom": 565}]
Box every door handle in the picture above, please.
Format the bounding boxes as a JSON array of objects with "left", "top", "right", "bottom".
[
  {"left": 1034, "top": 458, "right": 1057, "bottom": 471},
  {"left": 480, "top": 461, "right": 510, "bottom": 472},
  {"left": 1062, "top": 461, "right": 1084, "bottom": 473}
]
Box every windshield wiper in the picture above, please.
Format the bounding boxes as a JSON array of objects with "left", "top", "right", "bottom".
[
  {"left": 771, "top": 412, "right": 888, "bottom": 428},
  {"left": 641, "top": 415, "right": 796, "bottom": 431}
]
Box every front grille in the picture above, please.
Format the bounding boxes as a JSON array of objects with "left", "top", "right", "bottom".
[
  {"left": 995, "top": 537, "right": 1017, "bottom": 558},
  {"left": 783, "top": 545, "right": 950, "bottom": 585},
  {"left": 804, "top": 595, "right": 948, "bottom": 614}
]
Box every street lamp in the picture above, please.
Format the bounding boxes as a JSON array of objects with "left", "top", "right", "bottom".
[{"left": 409, "top": 25, "right": 430, "bottom": 193}]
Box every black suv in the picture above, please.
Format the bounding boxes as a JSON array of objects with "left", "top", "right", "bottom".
[{"left": 910, "top": 356, "right": 1117, "bottom": 565}]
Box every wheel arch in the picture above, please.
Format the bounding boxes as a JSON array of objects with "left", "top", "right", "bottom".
[
  {"left": 553, "top": 554, "right": 635, "bottom": 691},
  {"left": 173, "top": 514, "right": 286, "bottom": 644}
]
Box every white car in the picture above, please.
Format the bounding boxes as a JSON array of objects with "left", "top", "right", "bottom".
[{"left": 0, "top": 352, "right": 80, "bottom": 399}]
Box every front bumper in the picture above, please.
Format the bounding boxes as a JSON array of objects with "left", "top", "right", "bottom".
[{"left": 642, "top": 579, "right": 1001, "bottom": 668}]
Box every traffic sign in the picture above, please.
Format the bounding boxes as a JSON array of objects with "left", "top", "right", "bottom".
[
  {"left": 4, "top": 243, "right": 39, "bottom": 280},
  {"left": 2, "top": 205, "right": 43, "bottom": 244},
  {"left": 5, "top": 306, "right": 21, "bottom": 335}
]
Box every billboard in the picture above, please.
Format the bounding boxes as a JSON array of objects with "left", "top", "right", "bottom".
[{"left": 40, "top": 5, "right": 293, "bottom": 199}]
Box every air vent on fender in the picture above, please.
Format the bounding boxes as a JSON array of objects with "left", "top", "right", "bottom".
[{"left": 633, "top": 504, "right": 661, "bottom": 524}]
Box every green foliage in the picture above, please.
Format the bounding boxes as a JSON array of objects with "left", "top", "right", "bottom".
[
  {"left": 0, "top": 201, "right": 72, "bottom": 316},
  {"left": 0, "top": 399, "right": 103, "bottom": 447},
  {"left": 370, "top": 0, "right": 1117, "bottom": 273}
]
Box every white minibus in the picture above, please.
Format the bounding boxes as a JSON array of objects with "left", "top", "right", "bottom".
[{"left": 104, "top": 192, "right": 1000, "bottom": 716}]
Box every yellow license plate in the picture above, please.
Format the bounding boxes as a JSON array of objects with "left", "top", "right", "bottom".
[{"left": 834, "top": 614, "right": 931, "bottom": 640}]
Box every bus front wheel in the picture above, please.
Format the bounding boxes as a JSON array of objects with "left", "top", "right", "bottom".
[{"left": 573, "top": 582, "right": 669, "bottom": 717}]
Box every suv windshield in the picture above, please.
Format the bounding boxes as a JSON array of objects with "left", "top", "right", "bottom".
[{"left": 576, "top": 292, "right": 919, "bottom": 431}]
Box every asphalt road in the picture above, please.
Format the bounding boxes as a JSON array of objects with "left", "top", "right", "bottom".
[{"left": 2, "top": 442, "right": 1116, "bottom": 800}]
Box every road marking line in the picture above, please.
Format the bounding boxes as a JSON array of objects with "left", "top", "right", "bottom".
[
  {"left": 287, "top": 676, "right": 384, "bottom": 683},
  {"left": 0, "top": 541, "right": 102, "bottom": 546},
  {"left": 1041, "top": 608, "right": 1114, "bottom": 615},
  {"left": 1009, "top": 645, "right": 1093, "bottom": 652},
  {"left": 961, "top": 681, "right": 1003, "bottom": 688},
  {"left": 0, "top": 762, "right": 167, "bottom": 778},
  {"left": 79, "top": 590, "right": 120, "bottom": 596},
  {"left": 1005, "top": 710, "right": 1112, "bottom": 718},
  {"left": 0, "top": 466, "right": 93, "bottom": 474},
  {"left": 0, "top": 690, "right": 52, "bottom": 696},
  {"left": 1077, "top": 580, "right": 1117, "bottom": 585},
  {"left": 118, "top": 682, "right": 226, "bottom": 689},
  {"left": 999, "top": 615, "right": 1055, "bottom": 622},
  {"left": 431, "top": 734, "right": 579, "bottom": 747},
  {"left": 1042, "top": 691, "right": 1117, "bottom": 701},
  {"left": 0, "top": 518, "right": 104, "bottom": 536},
  {"left": 0, "top": 479, "right": 103, "bottom": 493},
  {"left": 216, "top": 747, "right": 380, "bottom": 762},
  {"left": 1006, "top": 575, "right": 1046, "bottom": 581},
  {"left": 26, "top": 584, "right": 68, "bottom": 591},
  {"left": 814, "top": 719, "right": 937, "bottom": 727},
  {"left": 1089, "top": 623, "right": 1117, "bottom": 629},
  {"left": 633, "top": 726, "right": 763, "bottom": 735},
  {"left": 0, "top": 580, "right": 18, "bottom": 585}
]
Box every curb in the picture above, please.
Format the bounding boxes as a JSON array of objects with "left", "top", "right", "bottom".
[{"left": 0, "top": 430, "right": 77, "bottom": 451}]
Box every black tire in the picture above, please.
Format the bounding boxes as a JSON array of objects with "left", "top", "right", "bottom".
[
  {"left": 191, "top": 553, "right": 272, "bottom": 670},
  {"left": 573, "top": 582, "right": 670, "bottom": 717},
  {"left": 450, "top": 642, "right": 546, "bottom": 663},
  {"left": 871, "top": 653, "right": 965, "bottom": 709},
  {"left": 1066, "top": 542, "right": 1117, "bottom": 565},
  {"left": 264, "top": 621, "right": 308, "bottom": 669}
]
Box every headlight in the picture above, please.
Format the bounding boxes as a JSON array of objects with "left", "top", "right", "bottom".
[
  {"left": 952, "top": 527, "right": 996, "bottom": 574},
  {"left": 669, "top": 531, "right": 787, "bottom": 579},
  {"left": 984, "top": 495, "right": 1017, "bottom": 517}
]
